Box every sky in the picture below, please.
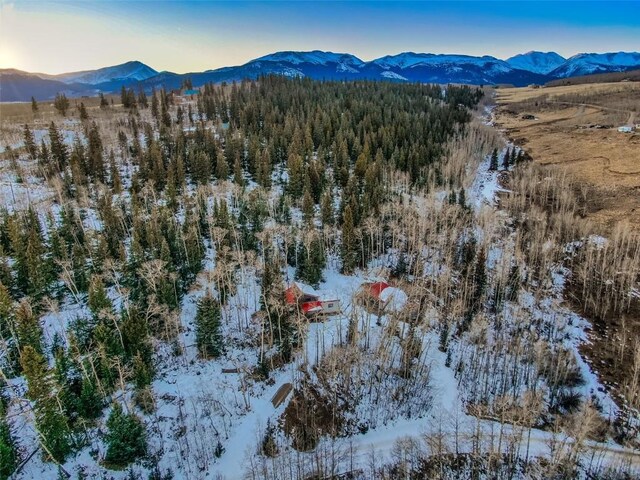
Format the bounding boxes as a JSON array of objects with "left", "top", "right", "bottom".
[{"left": 1, "top": 0, "right": 639, "bottom": 74}]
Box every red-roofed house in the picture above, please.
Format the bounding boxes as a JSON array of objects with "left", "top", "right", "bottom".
[{"left": 284, "top": 283, "right": 341, "bottom": 318}]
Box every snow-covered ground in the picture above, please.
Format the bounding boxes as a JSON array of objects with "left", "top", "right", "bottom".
[{"left": 6, "top": 105, "right": 640, "bottom": 480}]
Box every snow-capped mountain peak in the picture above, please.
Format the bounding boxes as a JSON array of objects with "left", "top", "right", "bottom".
[
  {"left": 506, "top": 51, "right": 566, "bottom": 75},
  {"left": 252, "top": 50, "right": 364, "bottom": 67},
  {"left": 55, "top": 60, "right": 158, "bottom": 85},
  {"left": 550, "top": 51, "right": 640, "bottom": 77},
  {"left": 4, "top": 49, "right": 640, "bottom": 102},
  {"left": 371, "top": 52, "right": 509, "bottom": 70}
]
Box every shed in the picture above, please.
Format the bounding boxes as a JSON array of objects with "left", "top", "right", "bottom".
[
  {"left": 364, "top": 281, "right": 390, "bottom": 300},
  {"left": 357, "top": 280, "right": 407, "bottom": 313}
]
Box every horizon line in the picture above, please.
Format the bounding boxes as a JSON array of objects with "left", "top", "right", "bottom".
[{"left": 4, "top": 48, "right": 640, "bottom": 76}]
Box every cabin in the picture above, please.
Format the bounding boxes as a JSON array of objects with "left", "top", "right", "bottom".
[
  {"left": 357, "top": 280, "right": 407, "bottom": 313},
  {"left": 284, "top": 282, "right": 341, "bottom": 318}
]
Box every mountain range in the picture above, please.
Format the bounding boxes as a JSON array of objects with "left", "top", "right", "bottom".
[{"left": 1, "top": 50, "right": 639, "bottom": 102}]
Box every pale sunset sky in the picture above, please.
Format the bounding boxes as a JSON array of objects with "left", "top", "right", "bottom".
[{"left": 1, "top": 0, "right": 639, "bottom": 74}]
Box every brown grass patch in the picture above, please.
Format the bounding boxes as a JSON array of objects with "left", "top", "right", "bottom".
[{"left": 495, "top": 82, "right": 640, "bottom": 232}]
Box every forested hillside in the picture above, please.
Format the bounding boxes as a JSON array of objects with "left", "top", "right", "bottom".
[{"left": 0, "top": 77, "right": 638, "bottom": 479}]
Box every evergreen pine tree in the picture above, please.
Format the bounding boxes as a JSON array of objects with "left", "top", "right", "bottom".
[
  {"left": 320, "top": 189, "right": 334, "bottom": 227},
  {"left": 31, "top": 96, "right": 38, "bottom": 115},
  {"left": 109, "top": 150, "right": 122, "bottom": 194},
  {"left": 0, "top": 401, "right": 18, "bottom": 480},
  {"left": 137, "top": 89, "right": 148, "bottom": 109},
  {"left": 160, "top": 91, "right": 171, "bottom": 127},
  {"left": 507, "top": 263, "right": 521, "bottom": 301},
  {"left": 70, "top": 244, "right": 88, "bottom": 294},
  {"left": 489, "top": 148, "right": 498, "bottom": 171},
  {"left": 99, "top": 93, "right": 109, "bottom": 109},
  {"left": 151, "top": 89, "right": 159, "bottom": 120},
  {"left": 0, "top": 282, "right": 13, "bottom": 342},
  {"left": 104, "top": 403, "right": 147, "bottom": 467},
  {"left": 458, "top": 187, "right": 467, "bottom": 210},
  {"left": 120, "top": 86, "right": 128, "bottom": 107},
  {"left": 78, "top": 102, "right": 89, "bottom": 121},
  {"left": 39, "top": 139, "right": 49, "bottom": 166},
  {"left": 20, "top": 346, "right": 73, "bottom": 462},
  {"left": 195, "top": 294, "right": 223, "bottom": 358},
  {"left": 15, "top": 299, "right": 43, "bottom": 355},
  {"left": 256, "top": 148, "right": 272, "bottom": 188},
  {"left": 215, "top": 150, "right": 228, "bottom": 180},
  {"left": 286, "top": 153, "right": 304, "bottom": 197},
  {"left": 88, "top": 275, "right": 113, "bottom": 317},
  {"left": 295, "top": 236, "right": 325, "bottom": 287},
  {"left": 233, "top": 156, "right": 244, "bottom": 186},
  {"left": 23, "top": 124, "right": 38, "bottom": 160},
  {"left": 192, "top": 151, "right": 211, "bottom": 185},
  {"left": 471, "top": 247, "right": 487, "bottom": 314},
  {"left": 341, "top": 205, "right": 359, "bottom": 274},
  {"left": 132, "top": 353, "right": 153, "bottom": 390},
  {"left": 502, "top": 148, "right": 510, "bottom": 170},
  {"left": 181, "top": 224, "right": 204, "bottom": 286},
  {"left": 87, "top": 122, "right": 106, "bottom": 182},
  {"left": 20, "top": 209, "right": 55, "bottom": 300},
  {"left": 77, "top": 372, "right": 103, "bottom": 420},
  {"left": 121, "top": 87, "right": 137, "bottom": 109},
  {"left": 260, "top": 260, "right": 280, "bottom": 313},
  {"left": 49, "top": 122, "right": 69, "bottom": 172}
]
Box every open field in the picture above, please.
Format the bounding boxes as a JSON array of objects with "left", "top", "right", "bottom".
[
  {"left": 495, "top": 81, "right": 640, "bottom": 231},
  {"left": 0, "top": 95, "right": 123, "bottom": 156}
]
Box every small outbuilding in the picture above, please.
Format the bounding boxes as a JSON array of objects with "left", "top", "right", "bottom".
[
  {"left": 363, "top": 281, "right": 390, "bottom": 300},
  {"left": 357, "top": 280, "right": 407, "bottom": 313}
]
